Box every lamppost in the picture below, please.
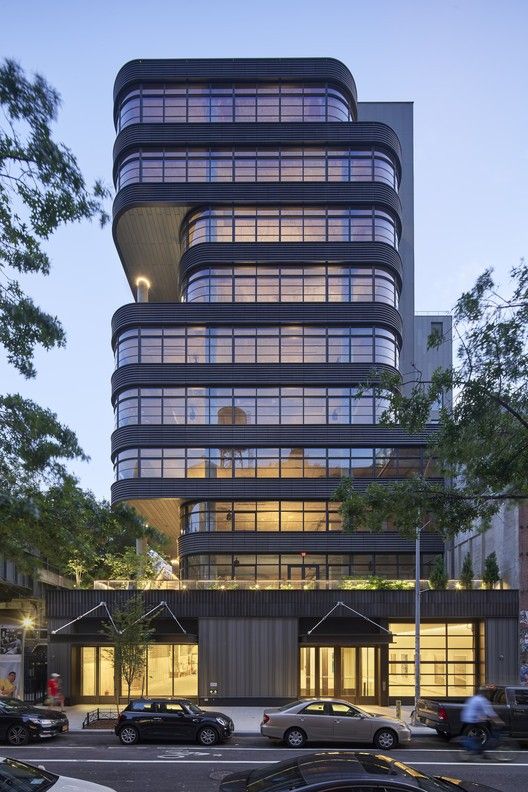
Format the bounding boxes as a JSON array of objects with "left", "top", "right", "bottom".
[{"left": 414, "top": 520, "right": 431, "bottom": 724}]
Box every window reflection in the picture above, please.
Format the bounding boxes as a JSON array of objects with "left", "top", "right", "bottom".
[
  {"left": 182, "top": 264, "right": 399, "bottom": 307},
  {"left": 181, "top": 207, "right": 399, "bottom": 251},
  {"left": 114, "top": 446, "right": 431, "bottom": 481},
  {"left": 114, "top": 325, "right": 400, "bottom": 368},
  {"left": 117, "top": 83, "right": 352, "bottom": 130},
  {"left": 116, "top": 147, "right": 398, "bottom": 190}
]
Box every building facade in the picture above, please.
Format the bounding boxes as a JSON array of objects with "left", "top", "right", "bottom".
[{"left": 47, "top": 57, "right": 519, "bottom": 704}]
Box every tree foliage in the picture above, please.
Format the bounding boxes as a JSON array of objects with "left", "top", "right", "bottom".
[
  {"left": 101, "top": 595, "right": 154, "bottom": 709},
  {"left": 0, "top": 61, "right": 155, "bottom": 574},
  {"left": 459, "top": 552, "right": 474, "bottom": 590},
  {"left": 334, "top": 261, "right": 528, "bottom": 539},
  {"left": 482, "top": 551, "right": 500, "bottom": 590},
  {"left": 428, "top": 555, "right": 448, "bottom": 591}
]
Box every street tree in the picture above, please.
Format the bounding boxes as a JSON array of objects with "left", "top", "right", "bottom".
[
  {"left": 102, "top": 595, "right": 154, "bottom": 710},
  {"left": 334, "top": 261, "right": 528, "bottom": 538}
]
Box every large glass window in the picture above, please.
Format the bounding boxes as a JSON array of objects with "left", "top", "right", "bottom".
[
  {"left": 114, "top": 446, "right": 433, "bottom": 481},
  {"left": 182, "top": 264, "right": 399, "bottom": 307},
  {"left": 388, "top": 622, "right": 477, "bottom": 698},
  {"left": 117, "top": 83, "right": 353, "bottom": 130},
  {"left": 181, "top": 207, "right": 399, "bottom": 250},
  {"left": 114, "top": 386, "right": 391, "bottom": 428},
  {"left": 116, "top": 147, "right": 398, "bottom": 190},
  {"left": 114, "top": 325, "right": 400, "bottom": 368},
  {"left": 182, "top": 553, "right": 438, "bottom": 581},
  {"left": 80, "top": 644, "right": 197, "bottom": 699}
]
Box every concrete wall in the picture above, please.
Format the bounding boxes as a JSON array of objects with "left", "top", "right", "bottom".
[
  {"left": 449, "top": 503, "right": 520, "bottom": 588},
  {"left": 413, "top": 314, "right": 453, "bottom": 412},
  {"left": 198, "top": 617, "right": 298, "bottom": 700}
]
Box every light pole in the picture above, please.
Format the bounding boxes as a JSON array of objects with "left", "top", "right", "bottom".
[{"left": 414, "top": 519, "right": 431, "bottom": 724}]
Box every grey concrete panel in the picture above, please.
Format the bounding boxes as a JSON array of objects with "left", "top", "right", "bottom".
[{"left": 485, "top": 618, "right": 519, "bottom": 684}]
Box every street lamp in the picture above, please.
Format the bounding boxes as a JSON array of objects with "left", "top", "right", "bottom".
[{"left": 414, "top": 519, "right": 431, "bottom": 724}]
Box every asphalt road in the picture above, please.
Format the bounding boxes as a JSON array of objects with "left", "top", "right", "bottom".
[{"left": 4, "top": 733, "right": 528, "bottom": 791}]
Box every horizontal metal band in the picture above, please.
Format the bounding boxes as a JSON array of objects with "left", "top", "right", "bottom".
[
  {"left": 111, "top": 425, "right": 434, "bottom": 455},
  {"left": 111, "top": 477, "right": 444, "bottom": 503},
  {"left": 111, "top": 301, "right": 403, "bottom": 341},
  {"left": 111, "top": 362, "right": 401, "bottom": 392},
  {"left": 178, "top": 241, "right": 404, "bottom": 286},
  {"left": 112, "top": 121, "right": 402, "bottom": 177},
  {"left": 113, "top": 58, "right": 358, "bottom": 119},
  {"left": 178, "top": 532, "right": 444, "bottom": 556},
  {"left": 112, "top": 181, "right": 402, "bottom": 230}
]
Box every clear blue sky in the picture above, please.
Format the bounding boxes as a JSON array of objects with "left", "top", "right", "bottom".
[{"left": 1, "top": 0, "right": 526, "bottom": 499}]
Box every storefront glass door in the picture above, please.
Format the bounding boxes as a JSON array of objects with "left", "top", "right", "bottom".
[{"left": 300, "top": 646, "right": 379, "bottom": 703}]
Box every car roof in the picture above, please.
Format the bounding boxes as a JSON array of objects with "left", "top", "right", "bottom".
[{"left": 267, "top": 752, "right": 426, "bottom": 787}]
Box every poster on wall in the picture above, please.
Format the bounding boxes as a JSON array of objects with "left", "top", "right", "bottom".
[{"left": 0, "top": 626, "right": 23, "bottom": 698}]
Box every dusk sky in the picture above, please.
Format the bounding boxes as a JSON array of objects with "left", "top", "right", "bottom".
[{"left": 1, "top": 0, "right": 526, "bottom": 500}]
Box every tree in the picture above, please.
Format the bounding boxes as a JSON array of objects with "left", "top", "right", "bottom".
[
  {"left": 429, "top": 555, "right": 448, "bottom": 590},
  {"left": 103, "top": 547, "right": 158, "bottom": 582},
  {"left": 334, "top": 261, "right": 528, "bottom": 539},
  {"left": 102, "top": 595, "right": 154, "bottom": 711},
  {"left": 0, "top": 61, "right": 154, "bottom": 571},
  {"left": 459, "top": 552, "right": 474, "bottom": 590},
  {"left": 483, "top": 551, "right": 501, "bottom": 590}
]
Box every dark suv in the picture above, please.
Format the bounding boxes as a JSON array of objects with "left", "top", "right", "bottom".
[{"left": 115, "top": 699, "right": 234, "bottom": 745}]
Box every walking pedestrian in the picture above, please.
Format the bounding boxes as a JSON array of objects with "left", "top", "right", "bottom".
[{"left": 47, "top": 673, "right": 65, "bottom": 710}]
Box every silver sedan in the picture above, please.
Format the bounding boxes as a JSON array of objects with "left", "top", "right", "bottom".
[{"left": 260, "top": 699, "right": 411, "bottom": 750}]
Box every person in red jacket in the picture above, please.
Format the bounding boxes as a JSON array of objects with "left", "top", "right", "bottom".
[{"left": 47, "top": 673, "right": 64, "bottom": 710}]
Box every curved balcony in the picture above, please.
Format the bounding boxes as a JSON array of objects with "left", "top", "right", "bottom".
[
  {"left": 113, "top": 58, "right": 358, "bottom": 121},
  {"left": 113, "top": 121, "right": 402, "bottom": 176}
]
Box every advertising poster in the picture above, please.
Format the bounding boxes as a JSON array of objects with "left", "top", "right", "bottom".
[{"left": 0, "top": 626, "right": 23, "bottom": 698}]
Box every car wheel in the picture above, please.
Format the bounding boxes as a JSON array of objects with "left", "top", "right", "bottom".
[
  {"left": 462, "top": 724, "right": 489, "bottom": 745},
  {"left": 284, "top": 727, "right": 307, "bottom": 748},
  {"left": 373, "top": 728, "right": 398, "bottom": 750},
  {"left": 7, "top": 725, "right": 30, "bottom": 746},
  {"left": 197, "top": 726, "right": 219, "bottom": 746},
  {"left": 118, "top": 726, "right": 140, "bottom": 745}
]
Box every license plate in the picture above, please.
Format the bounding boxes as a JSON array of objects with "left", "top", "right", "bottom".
[{"left": 62, "top": 724, "right": 68, "bottom": 732}]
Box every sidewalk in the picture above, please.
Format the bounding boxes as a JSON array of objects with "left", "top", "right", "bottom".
[{"left": 56, "top": 703, "right": 433, "bottom": 735}]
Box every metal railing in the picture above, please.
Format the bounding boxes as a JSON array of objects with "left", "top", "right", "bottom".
[{"left": 82, "top": 707, "right": 119, "bottom": 728}]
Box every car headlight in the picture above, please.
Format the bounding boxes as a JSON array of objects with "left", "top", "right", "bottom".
[
  {"left": 216, "top": 717, "right": 228, "bottom": 726},
  {"left": 33, "top": 719, "right": 54, "bottom": 727}
]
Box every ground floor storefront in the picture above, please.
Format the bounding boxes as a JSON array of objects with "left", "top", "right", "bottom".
[{"left": 46, "top": 589, "right": 519, "bottom": 705}]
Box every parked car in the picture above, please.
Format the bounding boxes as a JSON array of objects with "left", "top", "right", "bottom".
[
  {"left": 260, "top": 699, "right": 410, "bottom": 749},
  {"left": 0, "top": 756, "right": 116, "bottom": 791},
  {"left": 0, "top": 698, "right": 68, "bottom": 745},
  {"left": 221, "top": 751, "right": 503, "bottom": 792},
  {"left": 416, "top": 684, "right": 528, "bottom": 743},
  {"left": 115, "top": 698, "right": 234, "bottom": 745}
]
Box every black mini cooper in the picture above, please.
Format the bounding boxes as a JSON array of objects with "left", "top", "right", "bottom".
[{"left": 115, "top": 698, "right": 234, "bottom": 745}]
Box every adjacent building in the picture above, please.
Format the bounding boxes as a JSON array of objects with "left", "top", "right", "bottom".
[{"left": 47, "top": 58, "right": 519, "bottom": 704}]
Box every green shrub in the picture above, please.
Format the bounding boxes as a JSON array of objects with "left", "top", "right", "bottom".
[{"left": 429, "top": 555, "right": 448, "bottom": 590}]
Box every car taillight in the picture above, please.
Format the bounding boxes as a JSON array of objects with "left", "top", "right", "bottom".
[
  {"left": 438, "top": 706, "right": 448, "bottom": 721},
  {"left": 262, "top": 714, "right": 270, "bottom": 724}
]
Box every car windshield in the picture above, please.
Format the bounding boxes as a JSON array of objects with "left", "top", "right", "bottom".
[
  {"left": 0, "top": 758, "right": 58, "bottom": 791},
  {"left": 247, "top": 760, "right": 305, "bottom": 791},
  {"left": 0, "top": 699, "right": 31, "bottom": 714},
  {"left": 186, "top": 703, "right": 203, "bottom": 715}
]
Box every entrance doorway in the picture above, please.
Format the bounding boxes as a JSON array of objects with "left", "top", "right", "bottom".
[
  {"left": 299, "top": 646, "right": 379, "bottom": 704},
  {"left": 287, "top": 564, "right": 319, "bottom": 581}
]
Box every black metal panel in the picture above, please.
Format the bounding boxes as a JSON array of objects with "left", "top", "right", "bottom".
[
  {"left": 111, "top": 477, "right": 445, "bottom": 504},
  {"left": 112, "top": 121, "right": 402, "bottom": 176},
  {"left": 178, "top": 532, "right": 444, "bottom": 556},
  {"left": 111, "top": 362, "right": 401, "bottom": 391},
  {"left": 178, "top": 241, "right": 404, "bottom": 286},
  {"left": 46, "top": 588, "right": 520, "bottom": 621},
  {"left": 113, "top": 58, "right": 358, "bottom": 118},
  {"left": 111, "top": 302, "right": 403, "bottom": 341},
  {"left": 113, "top": 182, "right": 402, "bottom": 229},
  {"left": 111, "top": 425, "right": 433, "bottom": 454}
]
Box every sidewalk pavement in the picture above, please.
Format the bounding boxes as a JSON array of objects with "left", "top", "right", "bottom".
[{"left": 51, "top": 703, "right": 434, "bottom": 735}]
